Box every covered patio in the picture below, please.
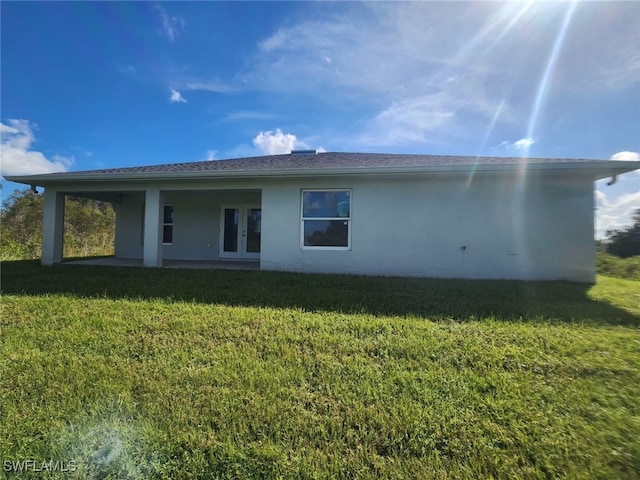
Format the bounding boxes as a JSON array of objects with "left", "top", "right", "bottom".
[{"left": 38, "top": 185, "right": 263, "bottom": 268}]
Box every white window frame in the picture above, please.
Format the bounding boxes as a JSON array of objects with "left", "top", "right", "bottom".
[{"left": 300, "top": 189, "right": 352, "bottom": 250}]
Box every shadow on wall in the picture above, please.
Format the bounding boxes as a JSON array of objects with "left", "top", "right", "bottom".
[{"left": 1, "top": 260, "right": 637, "bottom": 326}]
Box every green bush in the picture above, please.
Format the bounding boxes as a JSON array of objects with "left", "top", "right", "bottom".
[
  {"left": 0, "top": 237, "right": 38, "bottom": 260},
  {"left": 597, "top": 252, "right": 640, "bottom": 280},
  {"left": 0, "top": 189, "right": 115, "bottom": 261}
]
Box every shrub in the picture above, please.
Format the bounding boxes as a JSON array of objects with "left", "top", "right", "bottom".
[{"left": 596, "top": 252, "right": 640, "bottom": 280}]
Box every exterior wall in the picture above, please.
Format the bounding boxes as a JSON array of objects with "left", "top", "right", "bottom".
[
  {"left": 114, "top": 190, "right": 260, "bottom": 260},
  {"left": 109, "top": 173, "right": 596, "bottom": 281},
  {"left": 260, "top": 173, "right": 596, "bottom": 282}
]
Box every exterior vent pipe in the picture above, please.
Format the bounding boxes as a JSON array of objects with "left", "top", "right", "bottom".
[{"left": 290, "top": 149, "right": 317, "bottom": 155}]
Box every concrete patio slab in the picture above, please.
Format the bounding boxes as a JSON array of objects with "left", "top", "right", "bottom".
[{"left": 62, "top": 257, "right": 260, "bottom": 270}]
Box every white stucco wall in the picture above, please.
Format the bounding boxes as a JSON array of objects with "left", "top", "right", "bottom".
[
  {"left": 260, "top": 173, "right": 596, "bottom": 282},
  {"left": 108, "top": 172, "right": 596, "bottom": 281}
]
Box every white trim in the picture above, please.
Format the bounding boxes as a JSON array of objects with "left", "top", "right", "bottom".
[{"left": 300, "top": 189, "right": 352, "bottom": 250}]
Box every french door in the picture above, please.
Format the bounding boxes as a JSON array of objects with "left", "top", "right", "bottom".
[{"left": 219, "top": 205, "right": 261, "bottom": 259}]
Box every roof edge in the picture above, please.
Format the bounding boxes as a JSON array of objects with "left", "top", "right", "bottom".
[{"left": 4, "top": 160, "right": 640, "bottom": 187}]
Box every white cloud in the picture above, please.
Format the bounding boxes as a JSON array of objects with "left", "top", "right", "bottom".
[
  {"left": 156, "top": 6, "right": 184, "bottom": 42},
  {"left": 610, "top": 151, "right": 640, "bottom": 162},
  {"left": 610, "top": 151, "right": 640, "bottom": 176},
  {"left": 0, "top": 119, "right": 73, "bottom": 176},
  {"left": 205, "top": 150, "right": 217, "bottom": 161},
  {"left": 595, "top": 188, "right": 640, "bottom": 239},
  {"left": 169, "top": 89, "right": 187, "bottom": 103},
  {"left": 253, "top": 129, "right": 299, "bottom": 155},
  {"left": 493, "top": 137, "right": 535, "bottom": 156},
  {"left": 513, "top": 138, "right": 535, "bottom": 150}
]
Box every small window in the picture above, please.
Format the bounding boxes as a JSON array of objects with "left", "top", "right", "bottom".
[
  {"left": 163, "top": 205, "right": 173, "bottom": 244},
  {"left": 141, "top": 204, "right": 145, "bottom": 245},
  {"left": 301, "top": 190, "right": 351, "bottom": 249}
]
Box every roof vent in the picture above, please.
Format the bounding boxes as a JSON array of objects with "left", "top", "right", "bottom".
[{"left": 290, "top": 149, "right": 317, "bottom": 155}]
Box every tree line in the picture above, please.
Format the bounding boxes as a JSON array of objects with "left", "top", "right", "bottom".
[
  {"left": 603, "top": 209, "right": 640, "bottom": 258},
  {"left": 1, "top": 189, "right": 115, "bottom": 260}
]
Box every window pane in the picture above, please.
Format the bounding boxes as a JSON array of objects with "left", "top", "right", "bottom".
[
  {"left": 304, "top": 220, "right": 349, "bottom": 247},
  {"left": 141, "top": 204, "right": 145, "bottom": 245},
  {"left": 303, "top": 191, "right": 350, "bottom": 218},
  {"left": 163, "top": 225, "right": 173, "bottom": 244},
  {"left": 246, "top": 208, "right": 261, "bottom": 253},
  {"left": 164, "top": 206, "right": 174, "bottom": 224},
  {"left": 223, "top": 208, "right": 238, "bottom": 252}
]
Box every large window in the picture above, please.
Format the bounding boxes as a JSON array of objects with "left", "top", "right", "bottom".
[{"left": 301, "top": 190, "right": 351, "bottom": 249}]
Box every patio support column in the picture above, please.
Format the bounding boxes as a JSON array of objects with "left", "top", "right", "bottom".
[
  {"left": 143, "top": 188, "right": 164, "bottom": 267},
  {"left": 41, "top": 189, "right": 65, "bottom": 266}
]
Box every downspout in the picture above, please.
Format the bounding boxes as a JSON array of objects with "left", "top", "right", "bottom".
[{"left": 607, "top": 175, "right": 618, "bottom": 186}]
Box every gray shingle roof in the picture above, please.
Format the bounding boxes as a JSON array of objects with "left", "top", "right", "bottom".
[
  {"left": 5, "top": 152, "right": 639, "bottom": 186},
  {"left": 39, "top": 152, "right": 604, "bottom": 176}
]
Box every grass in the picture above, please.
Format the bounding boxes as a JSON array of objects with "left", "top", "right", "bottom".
[
  {"left": 597, "top": 252, "right": 640, "bottom": 281},
  {"left": 1, "top": 260, "right": 639, "bottom": 479}
]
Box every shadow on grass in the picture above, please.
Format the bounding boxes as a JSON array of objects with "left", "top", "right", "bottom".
[{"left": 1, "top": 260, "right": 638, "bottom": 326}]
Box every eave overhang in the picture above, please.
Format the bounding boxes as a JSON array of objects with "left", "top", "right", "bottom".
[{"left": 5, "top": 160, "right": 640, "bottom": 188}]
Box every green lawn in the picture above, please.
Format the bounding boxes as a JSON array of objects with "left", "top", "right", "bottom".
[{"left": 1, "top": 260, "right": 639, "bottom": 479}]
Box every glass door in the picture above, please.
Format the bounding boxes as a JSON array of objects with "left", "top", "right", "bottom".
[
  {"left": 220, "top": 205, "right": 261, "bottom": 259},
  {"left": 244, "top": 207, "right": 261, "bottom": 258}
]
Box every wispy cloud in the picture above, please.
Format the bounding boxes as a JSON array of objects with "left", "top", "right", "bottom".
[
  {"left": 0, "top": 119, "right": 73, "bottom": 176},
  {"left": 71, "top": 145, "right": 93, "bottom": 157},
  {"left": 244, "top": 2, "right": 638, "bottom": 148},
  {"left": 223, "top": 111, "right": 277, "bottom": 122},
  {"left": 555, "top": 13, "right": 639, "bottom": 91},
  {"left": 117, "top": 64, "right": 137, "bottom": 76},
  {"left": 259, "top": 29, "right": 287, "bottom": 52},
  {"left": 205, "top": 149, "right": 217, "bottom": 161},
  {"left": 183, "top": 80, "right": 236, "bottom": 94},
  {"left": 156, "top": 5, "right": 185, "bottom": 42},
  {"left": 244, "top": 3, "right": 520, "bottom": 147},
  {"left": 169, "top": 89, "right": 187, "bottom": 103}
]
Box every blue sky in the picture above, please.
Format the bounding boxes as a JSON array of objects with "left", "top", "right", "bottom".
[{"left": 1, "top": 1, "right": 638, "bottom": 237}]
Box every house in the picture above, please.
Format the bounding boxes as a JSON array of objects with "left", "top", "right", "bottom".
[{"left": 5, "top": 151, "right": 640, "bottom": 282}]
